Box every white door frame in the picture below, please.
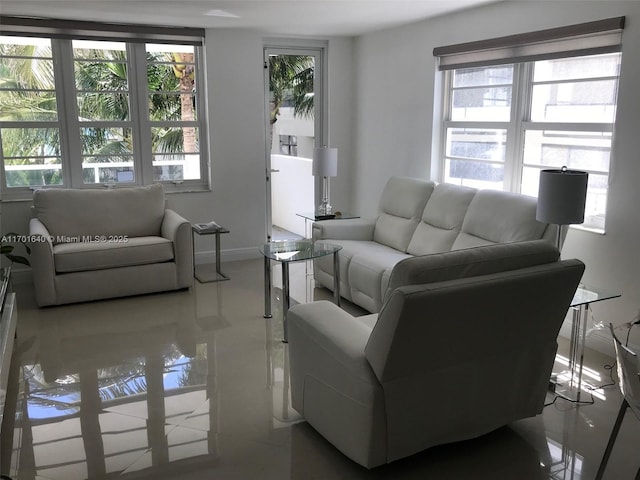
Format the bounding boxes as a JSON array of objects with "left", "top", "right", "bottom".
[{"left": 263, "top": 41, "right": 328, "bottom": 242}]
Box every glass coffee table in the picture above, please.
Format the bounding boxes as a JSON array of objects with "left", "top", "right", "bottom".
[{"left": 259, "top": 240, "right": 342, "bottom": 342}]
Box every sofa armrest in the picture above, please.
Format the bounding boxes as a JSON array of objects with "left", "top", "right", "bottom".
[
  {"left": 29, "top": 218, "right": 57, "bottom": 306},
  {"left": 312, "top": 217, "right": 376, "bottom": 242},
  {"left": 161, "top": 209, "right": 193, "bottom": 288}
]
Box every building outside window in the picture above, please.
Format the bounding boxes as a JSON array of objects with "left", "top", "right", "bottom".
[
  {"left": 0, "top": 18, "right": 208, "bottom": 197},
  {"left": 436, "top": 18, "right": 624, "bottom": 232}
]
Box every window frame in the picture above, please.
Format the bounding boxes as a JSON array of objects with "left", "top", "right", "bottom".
[
  {"left": 0, "top": 24, "right": 209, "bottom": 199},
  {"left": 439, "top": 54, "right": 620, "bottom": 232}
]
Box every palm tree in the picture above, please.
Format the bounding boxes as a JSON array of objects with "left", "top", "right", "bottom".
[
  {"left": 268, "top": 55, "right": 315, "bottom": 149},
  {"left": 171, "top": 52, "right": 197, "bottom": 154},
  {"left": 0, "top": 41, "right": 62, "bottom": 187},
  {"left": 1, "top": 39, "right": 198, "bottom": 185}
]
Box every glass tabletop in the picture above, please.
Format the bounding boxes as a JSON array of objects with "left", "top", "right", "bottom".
[
  {"left": 259, "top": 241, "right": 342, "bottom": 263},
  {"left": 570, "top": 286, "right": 621, "bottom": 308}
]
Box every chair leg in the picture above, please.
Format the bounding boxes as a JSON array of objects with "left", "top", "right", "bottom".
[
  {"left": 595, "top": 399, "right": 629, "bottom": 480},
  {"left": 635, "top": 463, "right": 640, "bottom": 480}
]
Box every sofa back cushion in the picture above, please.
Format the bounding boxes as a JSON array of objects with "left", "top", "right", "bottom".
[
  {"left": 373, "top": 177, "right": 435, "bottom": 252},
  {"left": 406, "top": 183, "right": 477, "bottom": 256},
  {"left": 384, "top": 240, "right": 559, "bottom": 304},
  {"left": 33, "top": 184, "right": 165, "bottom": 243},
  {"left": 451, "top": 189, "right": 548, "bottom": 250}
]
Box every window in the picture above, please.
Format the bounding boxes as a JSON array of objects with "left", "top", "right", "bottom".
[
  {"left": 0, "top": 18, "right": 207, "bottom": 197},
  {"left": 73, "top": 40, "right": 135, "bottom": 185},
  {"left": 146, "top": 43, "right": 202, "bottom": 183},
  {"left": 435, "top": 18, "right": 624, "bottom": 231},
  {"left": 0, "top": 36, "right": 63, "bottom": 188},
  {"left": 279, "top": 135, "right": 298, "bottom": 156}
]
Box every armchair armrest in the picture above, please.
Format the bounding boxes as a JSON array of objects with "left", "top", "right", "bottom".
[
  {"left": 161, "top": 209, "right": 193, "bottom": 288},
  {"left": 312, "top": 217, "right": 376, "bottom": 242},
  {"left": 288, "top": 301, "right": 375, "bottom": 381},
  {"left": 288, "top": 300, "right": 386, "bottom": 467},
  {"left": 29, "top": 218, "right": 56, "bottom": 306}
]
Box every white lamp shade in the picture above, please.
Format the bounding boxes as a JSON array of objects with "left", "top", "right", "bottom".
[
  {"left": 536, "top": 168, "right": 588, "bottom": 225},
  {"left": 312, "top": 147, "right": 338, "bottom": 177}
]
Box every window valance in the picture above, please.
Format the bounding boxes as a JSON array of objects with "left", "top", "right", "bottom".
[
  {"left": 433, "top": 16, "right": 624, "bottom": 70},
  {"left": 0, "top": 15, "right": 204, "bottom": 45}
]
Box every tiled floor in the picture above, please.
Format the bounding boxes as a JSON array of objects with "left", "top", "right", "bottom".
[
  {"left": 1, "top": 258, "right": 638, "bottom": 479},
  {"left": 272, "top": 225, "right": 304, "bottom": 241}
]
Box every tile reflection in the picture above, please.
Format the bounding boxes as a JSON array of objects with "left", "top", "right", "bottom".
[
  {"left": 8, "top": 282, "right": 228, "bottom": 479},
  {"left": 265, "top": 288, "right": 302, "bottom": 429}
]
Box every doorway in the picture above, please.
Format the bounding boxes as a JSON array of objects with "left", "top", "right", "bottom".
[{"left": 264, "top": 45, "right": 326, "bottom": 242}]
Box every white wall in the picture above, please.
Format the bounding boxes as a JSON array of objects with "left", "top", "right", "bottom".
[
  {"left": 353, "top": 0, "right": 640, "bottom": 353},
  {"left": 270, "top": 154, "right": 314, "bottom": 236},
  {"left": 2, "top": 31, "right": 355, "bottom": 268},
  {"left": 167, "top": 32, "right": 355, "bottom": 260},
  {"left": 325, "top": 37, "right": 357, "bottom": 213}
]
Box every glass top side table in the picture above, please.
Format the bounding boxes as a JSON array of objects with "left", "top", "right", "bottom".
[
  {"left": 296, "top": 212, "right": 360, "bottom": 239},
  {"left": 259, "top": 240, "right": 342, "bottom": 342},
  {"left": 556, "top": 286, "right": 621, "bottom": 402}
]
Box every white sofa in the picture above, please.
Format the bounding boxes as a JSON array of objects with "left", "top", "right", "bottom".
[
  {"left": 29, "top": 184, "right": 194, "bottom": 307},
  {"left": 289, "top": 240, "right": 585, "bottom": 468},
  {"left": 313, "top": 177, "right": 558, "bottom": 312}
]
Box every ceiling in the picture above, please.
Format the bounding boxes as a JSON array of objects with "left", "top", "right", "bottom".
[{"left": 0, "top": 0, "right": 500, "bottom": 37}]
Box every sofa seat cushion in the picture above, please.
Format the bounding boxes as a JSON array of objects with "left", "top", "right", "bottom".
[
  {"left": 348, "top": 243, "right": 413, "bottom": 313},
  {"left": 53, "top": 236, "right": 174, "bottom": 273},
  {"left": 314, "top": 239, "right": 372, "bottom": 301},
  {"left": 314, "top": 239, "right": 366, "bottom": 272}
]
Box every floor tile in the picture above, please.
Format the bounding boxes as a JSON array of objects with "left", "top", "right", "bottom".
[{"left": 1, "top": 259, "right": 638, "bottom": 479}]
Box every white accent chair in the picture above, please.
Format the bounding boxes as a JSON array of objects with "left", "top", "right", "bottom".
[
  {"left": 29, "top": 184, "right": 193, "bottom": 306},
  {"left": 288, "top": 240, "right": 584, "bottom": 468}
]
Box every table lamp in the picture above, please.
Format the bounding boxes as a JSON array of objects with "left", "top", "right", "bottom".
[
  {"left": 536, "top": 166, "right": 589, "bottom": 251},
  {"left": 312, "top": 147, "right": 338, "bottom": 217}
]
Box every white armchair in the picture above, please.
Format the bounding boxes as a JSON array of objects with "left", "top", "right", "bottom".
[
  {"left": 288, "top": 241, "right": 584, "bottom": 468},
  {"left": 29, "top": 184, "right": 193, "bottom": 306}
]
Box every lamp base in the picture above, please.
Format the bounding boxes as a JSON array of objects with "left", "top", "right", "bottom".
[
  {"left": 316, "top": 200, "right": 333, "bottom": 216},
  {"left": 315, "top": 203, "right": 335, "bottom": 219}
]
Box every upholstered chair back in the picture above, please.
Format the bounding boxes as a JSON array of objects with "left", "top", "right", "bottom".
[
  {"left": 383, "top": 239, "right": 560, "bottom": 304},
  {"left": 364, "top": 258, "right": 584, "bottom": 462},
  {"left": 33, "top": 184, "right": 165, "bottom": 243}
]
